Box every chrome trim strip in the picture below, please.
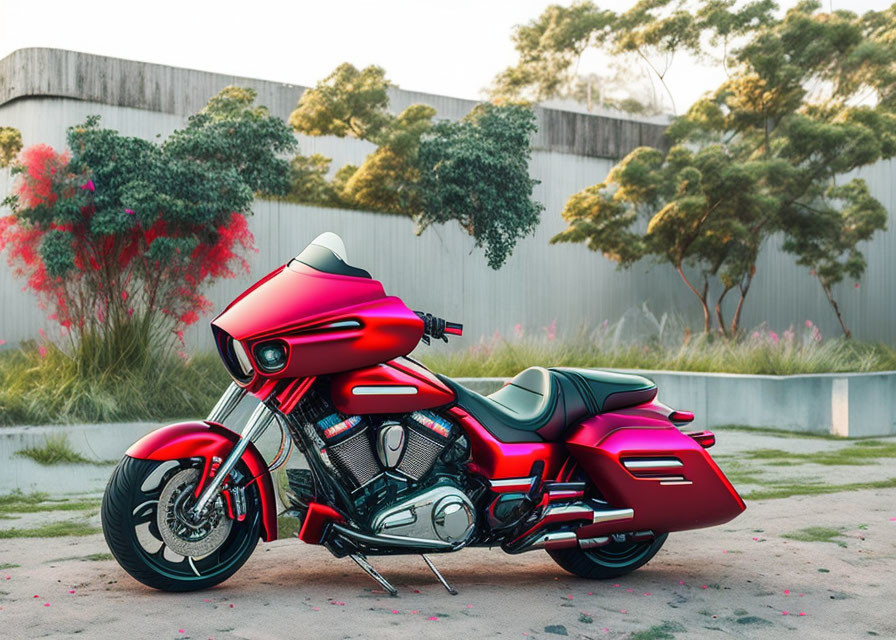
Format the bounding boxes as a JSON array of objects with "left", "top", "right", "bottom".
[
  {"left": 323, "top": 320, "right": 362, "bottom": 330},
  {"left": 544, "top": 503, "right": 595, "bottom": 520},
  {"left": 623, "top": 458, "right": 684, "bottom": 470},
  {"left": 489, "top": 476, "right": 537, "bottom": 491},
  {"left": 660, "top": 480, "right": 694, "bottom": 486},
  {"left": 351, "top": 385, "right": 418, "bottom": 396}
]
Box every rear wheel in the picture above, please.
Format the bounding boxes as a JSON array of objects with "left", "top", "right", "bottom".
[
  {"left": 102, "top": 456, "right": 260, "bottom": 591},
  {"left": 548, "top": 533, "right": 668, "bottom": 580}
]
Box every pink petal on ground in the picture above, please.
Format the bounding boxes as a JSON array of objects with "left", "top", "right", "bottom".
[
  {"left": 782, "top": 611, "right": 789, "bottom": 616},
  {"left": 466, "top": 604, "right": 473, "bottom": 608},
  {"left": 613, "top": 584, "right": 620, "bottom": 588},
  {"left": 625, "top": 588, "right": 634, "bottom": 593},
  {"left": 391, "top": 609, "right": 400, "bottom": 614},
  {"left": 203, "top": 598, "right": 210, "bottom": 602},
  {"left": 752, "top": 537, "right": 759, "bottom": 541},
  {"left": 799, "top": 593, "right": 804, "bottom": 597},
  {"left": 620, "top": 609, "right": 627, "bottom": 614},
  {"left": 602, "top": 628, "right": 609, "bottom": 633},
  {"left": 587, "top": 592, "right": 593, "bottom": 596},
  {"left": 889, "top": 517, "right": 896, "bottom": 521},
  {"left": 799, "top": 612, "right": 807, "bottom": 616},
  {"left": 567, "top": 594, "right": 574, "bottom": 600},
  {"left": 330, "top": 601, "right": 345, "bottom": 606},
  {"left": 410, "top": 610, "right": 419, "bottom": 614},
  {"left": 722, "top": 550, "right": 728, "bottom": 554},
  {"left": 68, "top": 590, "right": 75, "bottom": 594},
  {"left": 178, "top": 631, "right": 185, "bottom": 635},
  {"left": 428, "top": 616, "right": 439, "bottom": 621},
  {"left": 229, "top": 604, "right": 234, "bottom": 608},
  {"left": 644, "top": 592, "right": 651, "bottom": 596},
  {"left": 44, "top": 603, "right": 50, "bottom": 607},
  {"left": 679, "top": 580, "right": 685, "bottom": 585},
  {"left": 702, "top": 585, "right": 708, "bottom": 589},
  {"left": 413, "top": 589, "right": 420, "bottom": 593},
  {"left": 312, "top": 607, "right": 320, "bottom": 611},
  {"left": 784, "top": 590, "right": 790, "bottom": 595}
]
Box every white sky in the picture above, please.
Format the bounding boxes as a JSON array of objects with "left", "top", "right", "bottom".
[{"left": 1, "top": 0, "right": 892, "bottom": 114}]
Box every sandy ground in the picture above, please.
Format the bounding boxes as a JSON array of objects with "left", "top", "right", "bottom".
[{"left": 1, "top": 431, "right": 895, "bottom": 639}]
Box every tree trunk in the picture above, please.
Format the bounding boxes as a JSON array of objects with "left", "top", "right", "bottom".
[
  {"left": 730, "top": 273, "right": 754, "bottom": 338},
  {"left": 676, "top": 265, "right": 711, "bottom": 333},
  {"left": 821, "top": 281, "right": 852, "bottom": 338},
  {"left": 715, "top": 285, "right": 733, "bottom": 338}
]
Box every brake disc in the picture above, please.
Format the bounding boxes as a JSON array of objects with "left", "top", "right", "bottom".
[{"left": 156, "top": 468, "right": 233, "bottom": 558}]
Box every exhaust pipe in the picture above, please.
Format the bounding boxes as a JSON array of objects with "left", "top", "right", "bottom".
[{"left": 504, "top": 504, "right": 635, "bottom": 554}]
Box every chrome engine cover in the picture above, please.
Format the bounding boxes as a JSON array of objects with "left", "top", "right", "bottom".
[{"left": 371, "top": 484, "right": 476, "bottom": 546}]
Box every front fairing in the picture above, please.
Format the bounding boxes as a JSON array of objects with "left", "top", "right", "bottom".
[{"left": 211, "top": 261, "right": 424, "bottom": 389}]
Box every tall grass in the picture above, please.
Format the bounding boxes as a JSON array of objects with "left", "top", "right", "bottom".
[
  {"left": 418, "top": 313, "right": 896, "bottom": 378},
  {"left": 0, "top": 341, "right": 230, "bottom": 426}
]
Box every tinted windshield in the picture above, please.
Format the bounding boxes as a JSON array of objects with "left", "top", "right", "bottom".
[{"left": 290, "top": 233, "right": 371, "bottom": 279}]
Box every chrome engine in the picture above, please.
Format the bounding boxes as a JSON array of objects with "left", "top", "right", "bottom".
[{"left": 370, "top": 484, "right": 476, "bottom": 546}]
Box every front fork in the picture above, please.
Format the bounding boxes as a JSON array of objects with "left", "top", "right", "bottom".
[{"left": 189, "top": 383, "right": 292, "bottom": 520}]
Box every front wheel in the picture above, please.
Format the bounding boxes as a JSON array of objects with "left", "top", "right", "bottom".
[
  {"left": 548, "top": 533, "right": 668, "bottom": 580},
  {"left": 102, "top": 456, "right": 260, "bottom": 591}
]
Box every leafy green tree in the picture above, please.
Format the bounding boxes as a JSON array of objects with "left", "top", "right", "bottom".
[
  {"left": 289, "top": 63, "right": 393, "bottom": 142},
  {"left": 0, "top": 126, "right": 22, "bottom": 168},
  {"left": 418, "top": 103, "right": 543, "bottom": 269},
  {"left": 552, "top": 1, "right": 894, "bottom": 337}
]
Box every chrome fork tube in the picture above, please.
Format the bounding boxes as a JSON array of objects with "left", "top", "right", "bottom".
[
  {"left": 190, "top": 401, "right": 275, "bottom": 518},
  {"left": 206, "top": 382, "right": 247, "bottom": 424}
]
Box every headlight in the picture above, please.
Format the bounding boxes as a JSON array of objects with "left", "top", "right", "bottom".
[
  {"left": 254, "top": 341, "right": 288, "bottom": 372},
  {"left": 231, "top": 339, "right": 254, "bottom": 376}
]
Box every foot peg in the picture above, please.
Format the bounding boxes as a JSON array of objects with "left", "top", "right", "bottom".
[
  {"left": 349, "top": 553, "right": 398, "bottom": 596},
  {"left": 422, "top": 554, "right": 457, "bottom": 595}
]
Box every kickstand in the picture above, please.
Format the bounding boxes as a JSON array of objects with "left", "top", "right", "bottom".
[
  {"left": 421, "top": 554, "right": 458, "bottom": 595},
  {"left": 349, "top": 553, "right": 398, "bottom": 597}
]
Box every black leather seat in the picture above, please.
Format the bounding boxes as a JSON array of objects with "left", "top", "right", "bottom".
[{"left": 438, "top": 367, "right": 656, "bottom": 443}]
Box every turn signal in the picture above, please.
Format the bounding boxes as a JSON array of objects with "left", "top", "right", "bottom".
[
  {"left": 669, "top": 410, "right": 695, "bottom": 425},
  {"left": 686, "top": 430, "right": 716, "bottom": 448}
]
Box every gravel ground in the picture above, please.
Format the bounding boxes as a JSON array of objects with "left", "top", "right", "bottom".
[{"left": 1, "top": 429, "right": 894, "bottom": 639}]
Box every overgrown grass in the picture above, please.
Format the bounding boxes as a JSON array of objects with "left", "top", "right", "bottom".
[
  {"left": 419, "top": 325, "right": 896, "bottom": 377},
  {"left": 0, "top": 342, "right": 230, "bottom": 425},
  {"left": 742, "top": 477, "right": 896, "bottom": 500},
  {"left": 0, "top": 491, "right": 101, "bottom": 514},
  {"left": 743, "top": 441, "right": 896, "bottom": 466},
  {"left": 0, "top": 521, "right": 101, "bottom": 539},
  {"left": 782, "top": 526, "right": 847, "bottom": 546},
  {"left": 14, "top": 433, "right": 98, "bottom": 465},
  {"left": 629, "top": 621, "right": 687, "bottom": 640}
]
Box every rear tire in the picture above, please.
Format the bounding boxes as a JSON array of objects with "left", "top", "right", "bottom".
[
  {"left": 548, "top": 533, "right": 668, "bottom": 580},
  {"left": 102, "top": 456, "right": 260, "bottom": 592}
]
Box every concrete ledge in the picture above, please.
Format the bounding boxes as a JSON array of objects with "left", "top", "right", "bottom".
[{"left": 455, "top": 369, "right": 896, "bottom": 437}]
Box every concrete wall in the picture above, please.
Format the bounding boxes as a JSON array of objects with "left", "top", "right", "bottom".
[
  {"left": 1, "top": 48, "right": 895, "bottom": 351},
  {"left": 457, "top": 370, "right": 896, "bottom": 437}
]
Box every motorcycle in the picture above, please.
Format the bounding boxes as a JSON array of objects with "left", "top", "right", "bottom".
[{"left": 101, "top": 232, "right": 745, "bottom": 594}]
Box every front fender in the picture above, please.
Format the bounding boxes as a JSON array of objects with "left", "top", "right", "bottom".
[{"left": 126, "top": 421, "right": 278, "bottom": 542}]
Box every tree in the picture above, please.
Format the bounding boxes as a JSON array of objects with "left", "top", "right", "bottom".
[
  {"left": 0, "top": 126, "right": 22, "bottom": 168},
  {"left": 417, "top": 103, "right": 543, "bottom": 269},
  {"left": 0, "top": 87, "right": 296, "bottom": 366},
  {"left": 289, "top": 63, "right": 393, "bottom": 142},
  {"left": 491, "top": 0, "right": 778, "bottom": 113},
  {"left": 552, "top": 2, "right": 894, "bottom": 337}
]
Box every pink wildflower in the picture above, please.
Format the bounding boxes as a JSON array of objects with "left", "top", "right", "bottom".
[
  {"left": 125, "top": 209, "right": 135, "bottom": 215},
  {"left": 81, "top": 180, "right": 95, "bottom": 192},
  {"left": 513, "top": 323, "right": 523, "bottom": 339},
  {"left": 805, "top": 320, "right": 813, "bottom": 328},
  {"left": 769, "top": 330, "right": 779, "bottom": 344},
  {"left": 546, "top": 318, "right": 557, "bottom": 342},
  {"left": 38, "top": 344, "right": 47, "bottom": 358}
]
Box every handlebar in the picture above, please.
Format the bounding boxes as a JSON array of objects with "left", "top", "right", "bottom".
[{"left": 415, "top": 312, "right": 463, "bottom": 345}]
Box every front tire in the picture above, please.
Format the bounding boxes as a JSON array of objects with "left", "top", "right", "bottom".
[
  {"left": 548, "top": 533, "right": 668, "bottom": 580},
  {"left": 102, "top": 456, "right": 260, "bottom": 591}
]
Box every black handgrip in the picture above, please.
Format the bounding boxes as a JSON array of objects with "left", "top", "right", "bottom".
[{"left": 414, "top": 312, "right": 462, "bottom": 345}]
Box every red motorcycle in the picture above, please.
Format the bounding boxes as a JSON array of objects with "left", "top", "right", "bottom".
[{"left": 102, "top": 233, "right": 744, "bottom": 593}]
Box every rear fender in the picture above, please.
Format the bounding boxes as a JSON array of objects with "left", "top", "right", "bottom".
[
  {"left": 565, "top": 407, "right": 745, "bottom": 538},
  {"left": 126, "top": 421, "right": 278, "bottom": 542}
]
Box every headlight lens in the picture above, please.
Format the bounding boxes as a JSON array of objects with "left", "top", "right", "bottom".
[
  {"left": 254, "top": 341, "right": 288, "bottom": 372},
  {"left": 231, "top": 339, "right": 254, "bottom": 376}
]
